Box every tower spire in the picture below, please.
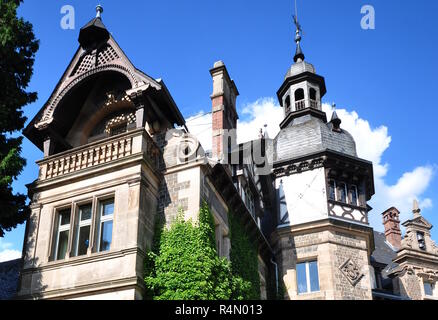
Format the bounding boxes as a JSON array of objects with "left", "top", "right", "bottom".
[{"left": 293, "top": 0, "right": 305, "bottom": 63}]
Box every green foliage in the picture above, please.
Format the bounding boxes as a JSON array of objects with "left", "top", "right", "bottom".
[
  {"left": 145, "top": 203, "right": 264, "bottom": 300},
  {"left": 228, "top": 211, "right": 261, "bottom": 300},
  {"left": 0, "top": 0, "right": 39, "bottom": 237},
  {"left": 145, "top": 204, "right": 235, "bottom": 300}
]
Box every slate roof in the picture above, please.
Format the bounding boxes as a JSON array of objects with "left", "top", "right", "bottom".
[
  {"left": 0, "top": 259, "right": 21, "bottom": 300},
  {"left": 274, "top": 114, "right": 357, "bottom": 163},
  {"left": 371, "top": 231, "right": 399, "bottom": 278}
]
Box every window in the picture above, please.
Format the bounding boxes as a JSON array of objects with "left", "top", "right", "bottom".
[
  {"left": 309, "top": 88, "right": 317, "bottom": 101},
  {"left": 328, "top": 180, "right": 336, "bottom": 201},
  {"left": 417, "top": 232, "right": 426, "bottom": 251},
  {"left": 53, "top": 208, "right": 71, "bottom": 261},
  {"left": 349, "top": 185, "right": 359, "bottom": 206},
  {"left": 96, "top": 199, "right": 114, "bottom": 252},
  {"left": 338, "top": 182, "right": 348, "bottom": 203},
  {"left": 285, "top": 96, "right": 291, "bottom": 114},
  {"left": 424, "top": 282, "right": 435, "bottom": 297},
  {"left": 294, "top": 88, "right": 305, "bottom": 101},
  {"left": 110, "top": 123, "right": 128, "bottom": 136},
  {"left": 294, "top": 89, "right": 305, "bottom": 111},
  {"left": 51, "top": 197, "right": 115, "bottom": 261},
  {"left": 297, "top": 260, "right": 320, "bottom": 294},
  {"left": 73, "top": 204, "right": 92, "bottom": 257}
]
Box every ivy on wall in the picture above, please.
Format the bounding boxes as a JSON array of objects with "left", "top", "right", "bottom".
[
  {"left": 144, "top": 202, "right": 258, "bottom": 300},
  {"left": 228, "top": 210, "right": 261, "bottom": 300}
]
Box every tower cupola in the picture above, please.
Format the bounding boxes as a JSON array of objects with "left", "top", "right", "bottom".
[{"left": 277, "top": 11, "right": 327, "bottom": 129}]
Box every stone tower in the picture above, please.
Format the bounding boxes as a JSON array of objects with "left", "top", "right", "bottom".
[{"left": 271, "top": 12, "right": 376, "bottom": 300}]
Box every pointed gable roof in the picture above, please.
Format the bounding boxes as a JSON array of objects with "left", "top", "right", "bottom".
[{"left": 24, "top": 10, "right": 185, "bottom": 152}]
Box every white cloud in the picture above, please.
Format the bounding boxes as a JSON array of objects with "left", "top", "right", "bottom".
[
  {"left": 0, "top": 239, "right": 22, "bottom": 262},
  {"left": 0, "top": 250, "right": 22, "bottom": 263},
  {"left": 186, "top": 97, "right": 435, "bottom": 231}
]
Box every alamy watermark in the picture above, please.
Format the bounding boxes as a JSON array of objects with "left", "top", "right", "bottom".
[
  {"left": 60, "top": 5, "right": 75, "bottom": 30},
  {"left": 361, "top": 5, "right": 375, "bottom": 30}
]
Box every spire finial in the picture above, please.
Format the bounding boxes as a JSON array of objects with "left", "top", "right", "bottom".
[
  {"left": 293, "top": 0, "right": 305, "bottom": 63},
  {"left": 330, "top": 103, "right": 342, "bottom": 132},
  {"left": 96, "top": 4, "right": 104, "bottom": 19},
  {"left": 413, "top": 199, "right": 422, "bottom": 218}
]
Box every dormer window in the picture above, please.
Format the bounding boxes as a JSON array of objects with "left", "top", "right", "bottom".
[{"left": 417, "top": 232, "right": 427, "bottom": 250}]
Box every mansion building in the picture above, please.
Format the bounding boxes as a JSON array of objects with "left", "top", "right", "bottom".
[{"left": 1, "top": 7, "right": 438, "bottom": 300}]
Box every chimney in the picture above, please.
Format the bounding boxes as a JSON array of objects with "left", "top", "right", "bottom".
[
  {"left": 209, "top": 61, "right": 239, "bottom": 163},
  {"left": 382, "top": 207, "right": 402, "bottom": 250}
]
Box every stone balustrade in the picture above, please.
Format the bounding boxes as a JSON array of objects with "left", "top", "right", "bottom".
[{"left": 38, "top": 129, "right": 160, "bottom": 181}]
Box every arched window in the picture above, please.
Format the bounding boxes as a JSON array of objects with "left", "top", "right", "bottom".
[
  {"left": 285, "top": 95, "right": 291, "bottom": 114},
  {"left": 295, "top": 88, "right": 305, "bottom": 101},
  {"left": 295, "top": 88, "right": 305, "bottom": 111}
]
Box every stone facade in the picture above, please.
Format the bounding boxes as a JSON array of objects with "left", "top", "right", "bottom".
[{"left": 273, "top": 220, "right": 374, "bottom": 300}]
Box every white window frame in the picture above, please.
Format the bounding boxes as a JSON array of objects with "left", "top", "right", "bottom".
[
  {"left": 96, "top": 198, "right": 115, "bottom": 253},
  {"left": 297, "top": 260, "right": 320, "bottom": 295},
  {"left": 73, "top": 203, "right": 93, "bottom": 257},
  {"left": 53, "top": 208, "right": 71, "bottom": 261}
]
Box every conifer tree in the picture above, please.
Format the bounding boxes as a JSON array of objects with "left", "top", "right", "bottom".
[{"left": 0, "top": 0, "right": 39, "bottom": 237}]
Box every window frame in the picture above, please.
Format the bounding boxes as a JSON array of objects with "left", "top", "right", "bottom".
[
  {"left": 338, "top": 182, "right": 348, "bottom": 204},
  {"left": 424, "top": 281, "right": 436, "bottom": 298},
  {"left": 328, "top": 180, "right": 337, "bottom": 201},
  {"left": 296, "top": 260, "right": 320, "bottom": 295},
  {"left": 349, "top": 185, "right": 359, "bottom": 206},
  {"left": 95, "top": 198, "right": 115, "bottom": 253},
  {"left": 72, "top": 202, "right": 93, "bottom": 257},
  {"left": 52, "top": 207, "right": 72, "bottom": 261}
]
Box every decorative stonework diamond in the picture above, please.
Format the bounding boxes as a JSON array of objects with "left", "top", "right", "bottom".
[{"left": 340, "top": 259, "right": 364, "bottom": 286}]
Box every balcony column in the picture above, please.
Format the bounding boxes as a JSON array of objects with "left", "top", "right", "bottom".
[{"left": 43, "top": 134, "right": 55, "bottom": 158}]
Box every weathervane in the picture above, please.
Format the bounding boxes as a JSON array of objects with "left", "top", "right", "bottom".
[{"left": 293, "top": 0, "right": 305, "bottom": 62}]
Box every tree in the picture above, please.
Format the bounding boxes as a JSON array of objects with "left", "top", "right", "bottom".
[{"left": 0, "top": 0, "right": 39, "bottom": 237}]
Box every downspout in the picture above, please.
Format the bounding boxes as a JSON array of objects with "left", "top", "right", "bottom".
[{"left": 270, "top": 258, "right": 279, "bottom": 298}]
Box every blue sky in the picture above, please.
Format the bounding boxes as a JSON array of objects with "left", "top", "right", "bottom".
[{"left": 1, "top": 0, "right": 437, "bottom": 260}]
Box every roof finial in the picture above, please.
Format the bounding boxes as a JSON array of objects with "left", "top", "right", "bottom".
[
  {"left": 96, "top": 4, "right": 104, "bottom": 19},
  {"left": 293, "top": 0, "right": 305, "bottom": 63},
  {"left": 330, "top": 103, "right": 342, "bottom": 132},
  {"left": 413, "top": 199, "right": 422, "bottom": 218}
]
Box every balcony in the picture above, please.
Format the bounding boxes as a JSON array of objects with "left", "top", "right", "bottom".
[
  {"left": 37, "top": 129, "right": 161, "bottom": 181},
  {"left": 295, "top": 99, "right": 319, "bottom": 111}
]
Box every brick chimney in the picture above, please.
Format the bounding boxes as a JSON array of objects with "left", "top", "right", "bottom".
[
  {"left": 209, "top": 61, "right": 239, "bottom": 163},
  {"left": 382, "top": 207, "right": 402, "bottom": 249}
]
